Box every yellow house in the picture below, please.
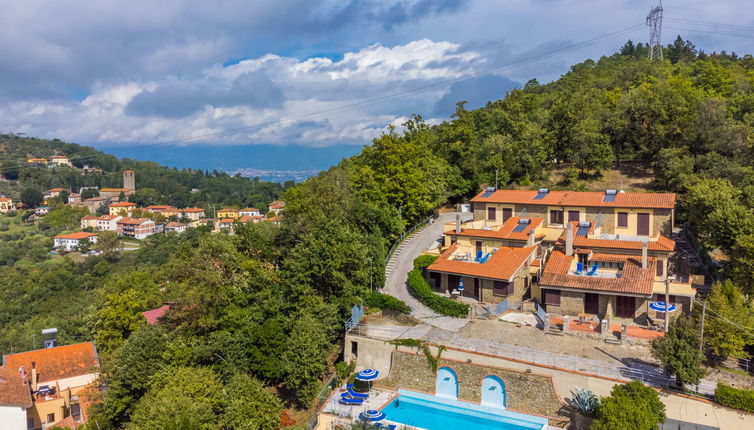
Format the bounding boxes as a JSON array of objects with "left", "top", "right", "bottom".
[
  {"left": 217, "top": 208, "right": 239, "bottom": 219},
  {"left": 0, "top": 197, "right": 16, "bottom": 213},
  {"left": 2, "top": 342, "right": 99, "bottom": 429},
  {"left": 108, "top": 201, "right": 137, "bottom": 216},
  {"left": 27, "top": 158, "right": 48, "bottom": 166}
]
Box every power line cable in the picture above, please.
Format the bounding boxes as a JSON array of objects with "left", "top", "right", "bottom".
[
  {"left": 0, "top": 23, "right": 645, "bottom": 174},
  {"left": 665, "top": 17, "right": 754, "bottom": 33}
]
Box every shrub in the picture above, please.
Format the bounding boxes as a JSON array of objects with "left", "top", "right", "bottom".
[
  {"left": 407, "top": 267, "right": 468, "bottom": 318},
  {"left": 715, "top": 383, "right": 754, "bottom": 413},
  {"left": 571, "top": 388, "right": 600, "bottom": 417},
  {"left": 562, "top": 167, "right": 579, "bottom": 185},
  {"left": 592, "top": 380, "right": 665, "bottom": 430},
  {"left": 413, "top": 254, "right": 438, "bottom": 270},
  {"left": 365, "top": 291, "right": 411, "bottom": 314}
]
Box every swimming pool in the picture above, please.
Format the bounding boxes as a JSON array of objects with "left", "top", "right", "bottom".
[{"left": 382, "top": 390, "right": 548, "bottom": 430}]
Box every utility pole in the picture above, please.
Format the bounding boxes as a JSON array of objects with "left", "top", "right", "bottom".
[
  {"left": 495, "top": 170, "right": 499, "bottom": 190},
  {"left": 369, "top": 256, "right": 373, "bottom": 293},
  {"left": 646, "top": 1, "right": 664, "bottom": 60},
  {"left": 699, "top": 300, "right": 707, "bottom": 353}
]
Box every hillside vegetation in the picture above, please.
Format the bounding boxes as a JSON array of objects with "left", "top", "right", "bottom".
[{"left": 0, "top": 39, "right": 753, "bottom": 428}]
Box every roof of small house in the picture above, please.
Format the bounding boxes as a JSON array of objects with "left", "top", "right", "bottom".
[
  {"left": 180, "top": 208, "right": 205, "bottom": 213},
  {"left": 470, "top": 189, "right": 676, "bottom": 209},
  {"left": 0, "top": 367, "right": 32, "bottom": 408},
  {"left": 427, "top": 243, "right": 536, "bottom": 281},
  {"left": 2, "top": 342, "right": 99, "bottom": 383},
  {"left": 54, "top": 232, "right": 98, "bottom": 240},
  {"left": 142, "top": 305, "right": 171, "bottom": 325},
  {"left": 117, "top": 217, "right": 152, "bottom": 225},
  {"left": 47, "top": 188, "right": 66, "bottom": 192},
  {"left": 448, "top": 217, "right": 544, "bottom": 242},
  {"left": 109, "top": 201, "right": 136, "bottom": 207}
]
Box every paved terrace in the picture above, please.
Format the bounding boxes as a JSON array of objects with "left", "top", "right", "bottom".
[{"left": 348, "top": 321, "right": 717, "bottom": 397}]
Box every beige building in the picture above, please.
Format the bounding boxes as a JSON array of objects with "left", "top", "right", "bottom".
[
  {"left": 108, "top": 202, "right": 136, "bottom": 216},
  {"left": 0, "top": 197, "right": 16, "bottom": 213},
  {"left": 2, "top": 342, "right": 99, "bottom": 429}
]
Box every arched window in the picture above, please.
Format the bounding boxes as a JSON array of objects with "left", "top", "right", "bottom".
[
  {"left": 481, "top": 375, "right": 506, "bottom": 408},
  {"left": 435, "top": 367, "right": 458, "bottom": 400}
]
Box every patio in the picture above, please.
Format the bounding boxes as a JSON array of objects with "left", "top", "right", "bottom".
[
  {"left": 320, "top": 386, "right": 395, "bottom": 423},
  {"left": 549, "top": 315, "right": 664, "bottom": 341}
]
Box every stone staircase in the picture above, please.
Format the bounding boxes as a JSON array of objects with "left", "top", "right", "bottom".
[{"left": 384, "top": 227, "right": 430, "bottom": 279}]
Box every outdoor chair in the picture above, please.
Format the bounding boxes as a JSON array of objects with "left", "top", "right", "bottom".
[
  {"left": 346, "top": 384, "right": 369, "bottom": 399},
  {"left": 476, "top": 251, "right": 483, "bottom": 261},
  {"left": 339, "top": 396, "right": 365, "bottom": 405},
  {"left": 587, "top": 265, "right": 598, "bottom": 276},
  {"left": 575, "top": 262, "right": 584, "bottom": 275}
]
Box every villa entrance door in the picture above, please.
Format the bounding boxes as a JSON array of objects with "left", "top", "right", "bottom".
[
  {"left": 616, "top": 296, "right": 636, "bottom": 318},
  {"left": 584, "top": 293, "right": 599, "bottom": 314},
  {"left": 637, "top": 213, "right": 650, "bottom": 236}
]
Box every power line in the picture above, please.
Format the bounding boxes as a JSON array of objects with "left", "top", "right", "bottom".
[
  {"left": 0, "top": 23, "right": 645, "bottom": 174},
  {"left": 665, "top": 17, "right": 754, "bottom": 34},
  {"left": 664, "top": 25, "right": 754, "bottom": 41},
  {"left": 703, "top": 304, "right": 754, "bottom": 338}
]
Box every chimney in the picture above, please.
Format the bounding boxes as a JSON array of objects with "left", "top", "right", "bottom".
[
  {"left": 641, "top": 240, "right": 648, "bottom": 270},
  {"left": 565, "top": 223, "right": 573, "bottom": 256},
  {"left": 528, "top": 230, "right": 535, "bottom": 246},
  {"left": 31, "top": 361, "right": 37, "bottom": 392},
  {"left": 455, "top": 214, "right": 461, "bottom": 234}
]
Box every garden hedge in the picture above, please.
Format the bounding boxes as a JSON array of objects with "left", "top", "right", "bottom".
[
  {"left": 407, "top": 256, "right": 468, "bottom": 318},
  {"left": 365, "top": 291, "right": 412, "bottom": 314},
  {"left": 715, "top": 383, "right": 754, "bottom": 413}
]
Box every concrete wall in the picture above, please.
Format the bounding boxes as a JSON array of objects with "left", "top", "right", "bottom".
[
  {"left": 343, "top": 335, "right": 393, "bottom": 376},
  {"left": 0, "top": 406, "right": 26, "bottom": 430},
  {"left": 381, "top": 350, "right": 563, "bottom": 419}
]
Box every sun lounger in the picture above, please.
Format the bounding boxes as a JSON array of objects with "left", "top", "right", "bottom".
[
  {"left": 587, "top": 264, "right": 598, "bottom": 276},
  {"left": 476, "top": 251, "right": 483, "bottom": 261},
  {"left": 575, "top": 262, "right": 584, "bottom": 275},
  {"left": 345, "top": 384, "right": 369, "bottom": 399},
  {"left": 339, "top": 396, "right": 365, "bottom": 405}
]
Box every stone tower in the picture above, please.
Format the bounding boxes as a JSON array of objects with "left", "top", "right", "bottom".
[{"left": 123, "top": 170, "right": 135, "bottom": 190}]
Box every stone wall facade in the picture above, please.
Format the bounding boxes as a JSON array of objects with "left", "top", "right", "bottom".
[
  {"left": 542, "top": 288, "right": 651, "bottom": 323},
  {"left": 381, "top": 350, "right": 563, "bottom": 419}
]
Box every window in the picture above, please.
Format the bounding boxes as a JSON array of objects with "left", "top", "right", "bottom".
[
  {"left": 351, "top": 341, "right": 358, "bottom": 358},
  {"left": 502, "top": 208, "right": 513, "bottom": 222},
  {"left": 544, "top": 289, "right": 561, "bottom": 305},
  {"left": 656, "top": 259, "right": 664, "bottom": 277},
  {"left": 617, "top": 212, "right": 628, "bottom": 228},
  {"left": 549, "top": 210, "right": 563, "bottom": 225},
  {"left": 487, "top": 207, "right": 496, "bottom": 221},
  {"left": 47, "top": 413, "right": 55, "bottom": 424},
  {"left": 493, "top": 281, "right": 513, "bottom": 296},
  {"left": 568, "top": 210, "right": 580, "bottom": 222}
]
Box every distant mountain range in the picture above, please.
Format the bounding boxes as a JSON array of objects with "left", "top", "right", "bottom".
[{"left": 97, "top": 143, "right": 364, "bottom": 182}]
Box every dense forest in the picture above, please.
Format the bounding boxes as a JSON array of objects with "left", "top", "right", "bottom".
[{"left": 1, "top": 38, "right": 753, "bottom": 428}]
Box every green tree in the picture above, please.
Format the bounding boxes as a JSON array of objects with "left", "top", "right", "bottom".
[
  {"left": 1, "top": 160, "right": 20, "bottom": 180},
  {"left": 281, "top": 312, "right": 333, "bottom": 405},
  {"left": 81, "top": 188, "right": 100, "bottom": 200},
  {"left": 77, "top": 238, "right": 92, "bottom": 254},
  {"left": 701, "top": 281, "right": 754, "bottom": 361},
  {"left": 729, "top": 234, "right": 754, "bottom": 296},
  {"left": 223, "top": 374, "right": 282, "bottom": 430},
  {"left": 129, "top": 367, "right": 224, "bottom": 430},
  {"left": 571, "top": 117, "right": 614, "bottom": 174},
  {"left": 20, "top": 185, "right": 44, "bottom": 207},
  {"left": 95, "top": 231, "right": 120, "bottom": 260},
  {"left": 651, "top": 314, "right": 705, "bottom": 386},
  {"left": 592, "top": 380, "right": 666, "bottom": 430},
  {"left": 652, "top": 147, "right": 693, "bottom": 191},
  {"left": 93, "top": 288, "right": 149, "bottom": 355}
]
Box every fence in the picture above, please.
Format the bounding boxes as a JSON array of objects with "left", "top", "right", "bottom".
[
  {"left": 384, "top": 216, "right": 434, "bottom": 266},
  {"left": 344, "top": 305, "right": 365, "bottom": 333},
  {"left": 306, "top": 372, "right": 339, "bottom": 429},
  {"left": 723, "top": 357, "right": 753, "bottom": 375}
]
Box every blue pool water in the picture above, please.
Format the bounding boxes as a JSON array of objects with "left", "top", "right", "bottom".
[{"left": 382, "top": 390, "right": 547, "bottom": 430}]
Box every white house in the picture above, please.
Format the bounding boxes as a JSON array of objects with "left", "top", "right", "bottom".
[
  {"left": 53, "top": 232, "right": 98, "bottom": 251},
  {"left": 164, "top": 222, "right": 188, "bottom": 234},
  {"left": 239, "top": 208, "right": 261, "bottom": 217},
  {"left": 96, "top": 215, "right": 122, "bottom": 231},
  {"left": 0, "top": 368, "right": 31, "bottom": 430}
]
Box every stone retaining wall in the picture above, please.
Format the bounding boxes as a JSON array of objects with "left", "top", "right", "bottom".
[{"left": 379, "top": 350, "right": 564, "bottom": 418}]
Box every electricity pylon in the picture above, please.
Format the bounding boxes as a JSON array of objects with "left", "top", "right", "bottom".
[{"left": 647, "top": 1, "right": 664, "bottom": 60}]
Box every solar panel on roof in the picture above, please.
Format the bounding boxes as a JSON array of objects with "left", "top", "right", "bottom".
[
  {"left": 512, "top": 219, "right": 529, "bottom": 232},
  {"left": 576, "top": 226, "right": 589, "bottom": 237},
  {"left": 603, "top": 194, "right": 616, "bottom": 202},
  {"left": 482, "top": 190, "right": 494, "bottom": 197},
  {"left": 534, "top": 188, "right": 549, "bottom": 200}
]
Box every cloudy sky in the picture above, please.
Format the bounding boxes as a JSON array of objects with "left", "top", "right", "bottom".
[{"left": 1, "top": 0, "right": 752, "bottom": 153}]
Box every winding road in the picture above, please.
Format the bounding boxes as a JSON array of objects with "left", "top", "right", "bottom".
[{"left": 382, "top": 211, "right": 472, "bottom": 331}]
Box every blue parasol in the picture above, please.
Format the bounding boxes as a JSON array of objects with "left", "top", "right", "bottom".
[
  {"left": 359, "top": 409, "right": 386, "bottom": 421},
  {"left": 457, "top": 278, "right": 464, "bottom": 291},
  {"left": 355, "top": 369, "right": 380, "bottom": 381},
  {"left": 649, "top": 302, "right": 677, "bottom": 312}
]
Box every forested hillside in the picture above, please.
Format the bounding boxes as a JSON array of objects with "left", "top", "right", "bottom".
[
  {"left": 1, "top": 39, "right": 753, "bottom": 428},
  {"left": 0, "top": 134, "right": 292, "bottom": 210}
]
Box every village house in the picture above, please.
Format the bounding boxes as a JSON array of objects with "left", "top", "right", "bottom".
[
  {"left": 164, "top": 222, "right": 188, "bottom": 234},
  {"left": 116, "top": 218, "right": 155, "bottom": 239},
  {"left": 99, "top": 188, "right": 132, "bottom": 200},
  {"left": 26, "top": 158, "right": 48, "bottom": 166},
  {"left": 96, "top": 215, "right": 123, "bottom": 231},
  {"left": 145, "top": 205, "right": 180, "bottom": 218},
  {"left": 53, "top": 232, "right": 98, "bottom": 251},
  {"left": 466, "top": 188, "right": 698, "bottom": 325},
  {"left": 0, "top": 197, "right": 16, "bottom": 213},
  {"left": 69, "top": 196, "right": 109, "bottom": 213},
  {"left": 0, "top": 367, "right": 32, "bottom": 430},
  {"left": 216, "top": 218, "right": 235, "bottom": 230},
  {"left": 79, "top": 216, "right": 98, "bottom": 230},
  {"left": 108, "top": 201, "right": 136, "bottom": 216},
  {"left": 180, "top": 208, "right": 205, "bottom": 221},
  {"left": 67, "top": 193, "right": 81, "bottom": 203},
  {"left": 48, "top": 156, "right": 72, "bottom": 168},
  {"left": 239, "top": 207, "right": 261, "bottom": 217},
  {"left": 2, "top": 341, "right": 99, "bottom": 429},
  {"left": 217, "top": 208, "right": 239, "bottom": 219},
  {"left": 268, "top": 200, "right": 285, "bottom": 215},
  {"left": 239, "top": 215, "right": 264, "bottom": 224},
  {"left": 44, "top": 188, "right": 66, "bottom": 200}
]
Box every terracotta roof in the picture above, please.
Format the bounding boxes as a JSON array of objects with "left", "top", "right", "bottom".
[
  {"left": 54, "top": 232, "right": 98, "bottom": 240},
  {"left": 180, "top": 208, "right": 205, "bottom": 213},
  {"left": 539, "top": 249, "right": 655, "bottom": 296},
  {"left": 427, "top": 243, "right": 536, "bottom": 281},
  {"left": 0, "top": 197, "right": 12, "bottom": 202},
  {"left": 239, "top": 215, "right": 264, "bottom": 223},
  {"left": 47, "top": 188, "right": 66, "bottom": 192},
  {"left": 100, "top": 188, "right": 130, "bottom": 192},
  {"left": 117, "top": 217, "right": 152, "bottom": 225},
  {"left": 2, "top": 342, "right": 99, "bottom": 383},
  {"left": 240, "top": 208, "right": 259, "bottom": 212},
  {"left": 219, "top": 208, "right": 238, "bottom": 212},
  {"left": 109, "top": 202, "right": 136, "bottom": 207},
  {"left": 556, "top": 224, "right": 675, "bottom": 253},
  {"left": 448, "top": 217, "right": 543, "bottom": 242},
  {"left": 96, "top": 215, "right": 120, "bottom": 221},
  {"left": 80, "top": 216, "right": 98, "bottom": 220},
  {"left": 165, "top": 222, "right": 186, "bottom": 228},
  {"left": 142, "top": 305, "right": 171, "bottom": 325},
  {"left": 470, "top": 189, "right": 676, "bottom": 209},
  {"left": 50, "top": 156, "right": 68, "bottom": 159},
  {"left": 218, "top": 218, "right": 235, "bottom": 223},
  {"left": 146, "top": 205, "right": 177, "bottom": 211},
  {"left": 0, "top": 367, "right": 32, "bottom": 408}
]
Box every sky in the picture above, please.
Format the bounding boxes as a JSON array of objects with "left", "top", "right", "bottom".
[{"left": 1, "top": 0, "right": 752, "bottom": 159}]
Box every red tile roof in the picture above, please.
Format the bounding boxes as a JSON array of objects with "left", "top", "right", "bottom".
[
  {"left": 54, "top": 232, "right": 98, "bottom": 240},
  {"left": 470, "top": 189, "right": 676, "bottom": 209},
  {"left": 240, "top": 208, "right": 259, "bottom": 212},
  {"left": 142, "top": 305, "right": 171, "bottom": 325},
  {"left": 165, "top": 222, "right": 186, "bottom": 228},
  {"left": 96, "top": 215, "right": 120, "bottom": 221},
  {"left": 239, "top": 215, "right": 264, "bottom": 223},
  {"left": 448, "top": 217, "right": 543, "bottom": 242},
  {"left": 47, "top": 188, "right": 66, "bottom": 192},
  {"left": 3, "top": 342, "right": 99, "bottom": 383},
  {"left": 117, "top": 217, "right": 152, "bottom": 225},
  {"left": 0, "top": 197, "right": 12, "bottom": 202},
  {"left": 100, "top": 188, "right": 130, "bottom": 192},
  {"left": 109, "top": 202, "right": 136, "bottom": 207},
  {"left": 556, "top": 223, "right": 675, "bottom": 253},
  {"left": 539, "top": 249, "right": 655, "bottom": 295},
  {"left": 80, "top": 215, "right": 98, "bottom": 220},
  {"left": 146, "top": 205, "right": 177, "bottom": 211},
  {"left": 0, "top": 367, "right": 32, "bottom": 408},
  {"left": 218, "top": 218, "right": 235, "bottom": 224},
  {"left": 427, "top": 243, "right": 536, "bottom": 281},
  {"left": 180, "top": 208, "right": 205, "bottom": 213}
]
